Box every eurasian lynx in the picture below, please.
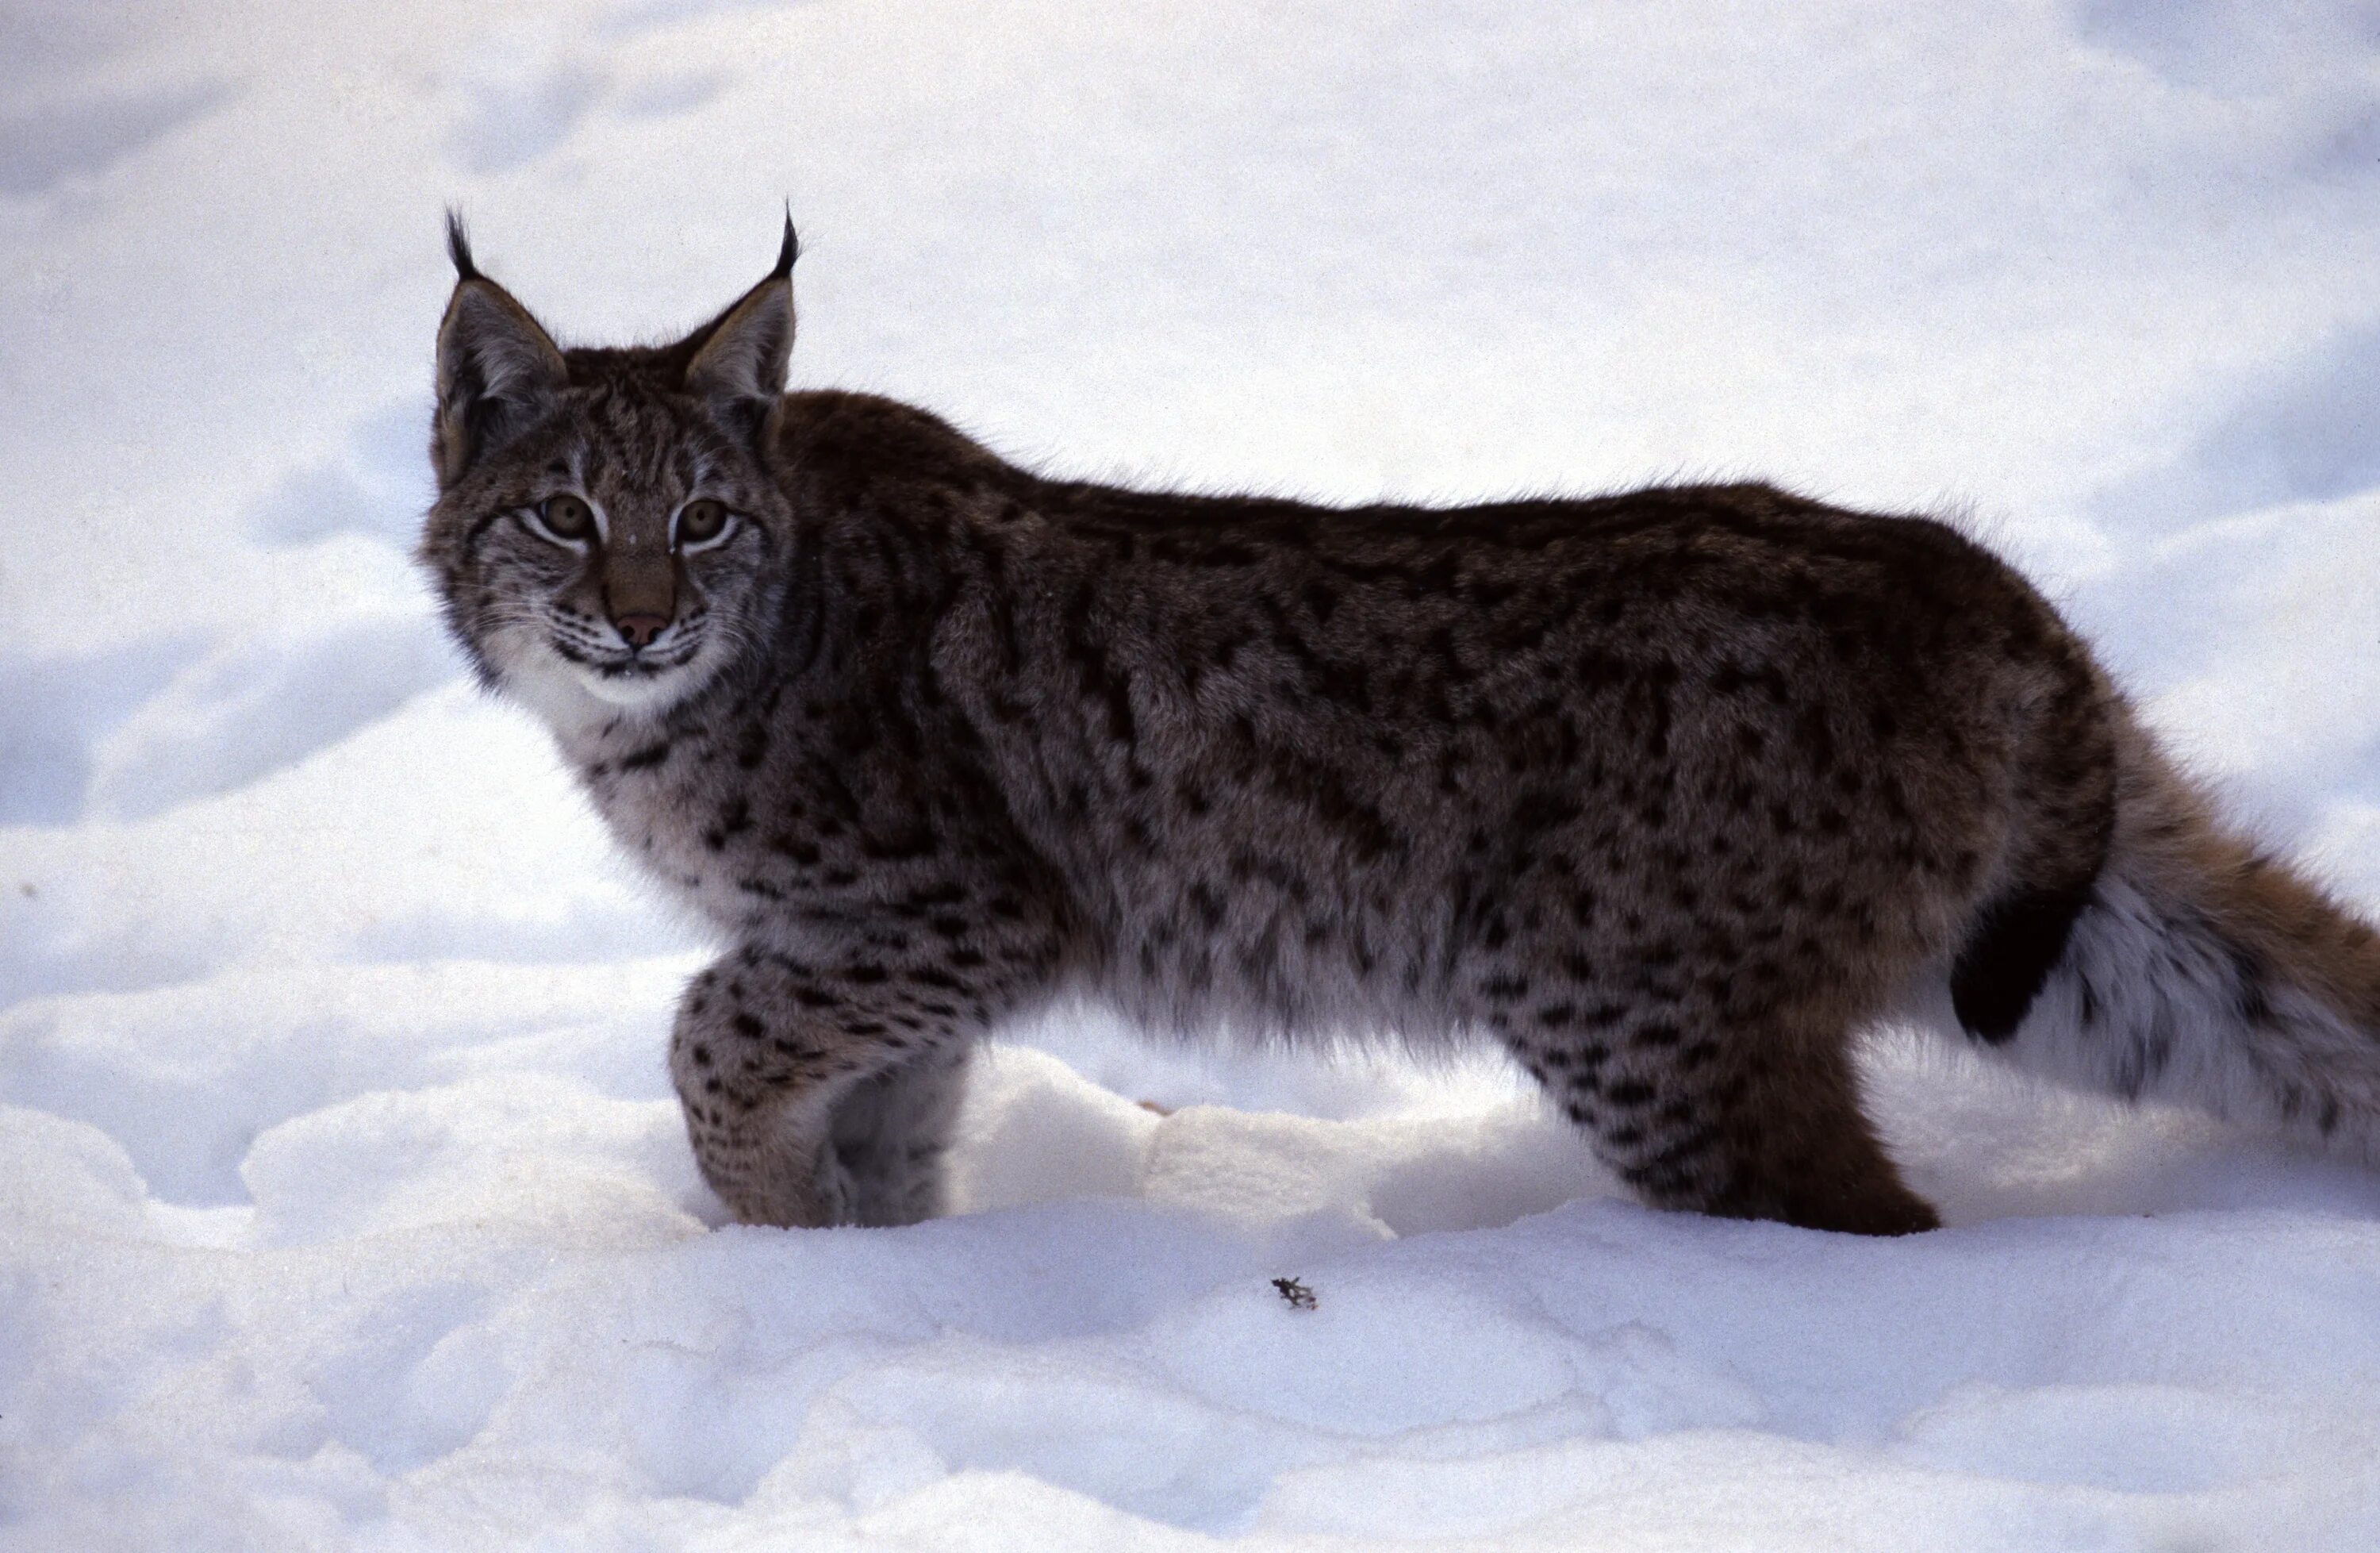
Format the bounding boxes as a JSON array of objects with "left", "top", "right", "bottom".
[{"left": 420, "top": 218, "right": 2380, "bottom": 1235}]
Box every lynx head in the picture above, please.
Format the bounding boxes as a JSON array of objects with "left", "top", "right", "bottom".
[{"left": 417, "top": 214, "right": 799, "bottom": 730}]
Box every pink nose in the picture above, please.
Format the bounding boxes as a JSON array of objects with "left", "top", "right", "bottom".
[{"left": 614, "top": 613, "right": 670, "bottom": 650}]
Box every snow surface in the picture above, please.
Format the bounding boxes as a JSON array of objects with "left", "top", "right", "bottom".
[{"left": 6, "top": 1, "right": 2380, "bottom": 1547}]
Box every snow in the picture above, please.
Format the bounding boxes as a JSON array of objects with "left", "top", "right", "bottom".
[{"left": 6, "top": 0, "right": 2380, "bottom": 1546}]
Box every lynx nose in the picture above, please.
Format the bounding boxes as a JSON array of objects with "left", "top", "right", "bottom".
[{"left": 613, "top": 613, "right": 670, "bottom": 650}]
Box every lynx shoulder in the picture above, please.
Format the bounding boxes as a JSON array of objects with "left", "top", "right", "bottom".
[{"left": 420, "top": 219, "right": 2380, "bottom": 1235}]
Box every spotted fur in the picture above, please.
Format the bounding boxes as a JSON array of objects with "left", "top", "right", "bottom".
[{"left": 418, "top": 225, "right": 2380, "bottom": 1235}]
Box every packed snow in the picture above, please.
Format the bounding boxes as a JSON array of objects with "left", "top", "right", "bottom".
[{"left": 6, "top": 1, "right": 2380, "bottom": 1547}]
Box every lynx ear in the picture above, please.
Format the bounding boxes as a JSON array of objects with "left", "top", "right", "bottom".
[
  {"left": 681, "top": 217, "right": 797, "bottom": 452},
  {"left": 433, "top": 215, "right": 568, "bottom": 488}
]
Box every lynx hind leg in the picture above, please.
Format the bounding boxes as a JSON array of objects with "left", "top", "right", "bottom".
[
  {"left": 1507, "top": 994, "right": 1939, "bottom": 1236},
  {"left": 826, "top": 1044, "right": 973, "bottom": 1226},
  {"left": 669, "top": 946, "right": 976, "bottom": 1228}
]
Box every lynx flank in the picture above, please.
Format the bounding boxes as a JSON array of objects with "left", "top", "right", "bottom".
[{"left": 420, "top": 218, "right": 2380, "bottom": 1236}]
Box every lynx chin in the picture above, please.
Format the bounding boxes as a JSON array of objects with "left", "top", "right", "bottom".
[{"left": 419, "top": 216, "right": 2380, "bottom": 1236}]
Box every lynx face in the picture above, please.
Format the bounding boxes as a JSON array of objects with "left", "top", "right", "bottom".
[
  {"left": 429, "top": 396, "right": 788, "bottom": 721},
  {"left": 418, "top": 216, "right": 797, "bottom": 728}
]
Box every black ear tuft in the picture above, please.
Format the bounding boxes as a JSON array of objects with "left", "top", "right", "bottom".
[
  {"left": 445, "top": 209, "right": 481, "bottom": 281},
  {"left": 774, "top": 206, "right": 800, "bottom": 280}
]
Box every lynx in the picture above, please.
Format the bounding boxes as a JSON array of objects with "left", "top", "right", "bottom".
[{"left": 419, "top": 217, "right": 2380, "bottom": 1235}]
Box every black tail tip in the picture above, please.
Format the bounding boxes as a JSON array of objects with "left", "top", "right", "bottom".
[
  {"left": 445, "top": 209, "right": 479, "bottom": 281},
  {"left": 774, "top": 205, "right": 800, "bottom": 279}
]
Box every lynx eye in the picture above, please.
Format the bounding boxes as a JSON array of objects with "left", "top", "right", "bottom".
[
  {"left": 535, "top": 494, "right": 596, "bottom": 544},
  {"left": 676, "top": 498, "right": 731, "bottom": 548}
]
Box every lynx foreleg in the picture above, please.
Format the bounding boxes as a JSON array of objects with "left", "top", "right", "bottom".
[
  {"left": 826, "top": 1044, "right": 973, "bottom": 1225},
  {"left": 669, "top": 944, "right": 983, "bottom": 1228}
]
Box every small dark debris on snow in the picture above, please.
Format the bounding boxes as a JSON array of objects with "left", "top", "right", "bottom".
[{"left": 1271, "top": 1276, "right": 1316, "bottom": 1311}]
